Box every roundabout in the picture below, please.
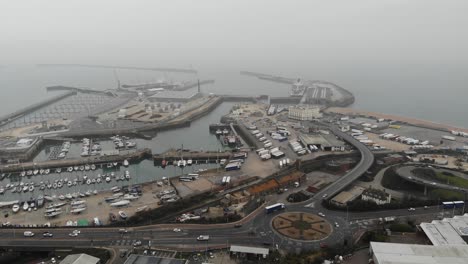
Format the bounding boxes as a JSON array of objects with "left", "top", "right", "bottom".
[{"left": 272, "top": 212, "right": 332, "bottom": 241}]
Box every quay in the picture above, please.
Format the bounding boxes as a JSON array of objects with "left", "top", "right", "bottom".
[
  {"left": 172, "top": 80, "right": 215, "bottom": 91},
  {"left": 0, "top": 148, "right": 152, "bottom": 173},
  {"left": 153, "top": 149, "right": 232, "bottom": 165},
  {"left": 0, "top": 91, "right": 76, "bottom": 128}
]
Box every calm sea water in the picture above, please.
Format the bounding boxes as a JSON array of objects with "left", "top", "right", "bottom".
[{"left": 1, "top": 64, "right": 465, "bottom": 127}]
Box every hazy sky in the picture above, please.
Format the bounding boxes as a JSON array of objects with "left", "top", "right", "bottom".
[{"left": 1, "top": 0, "right": 468, "bottom": 68}]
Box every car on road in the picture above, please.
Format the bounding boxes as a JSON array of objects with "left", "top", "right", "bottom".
[
  {"left": 320, "top": 243, "right": 328, "bottom": 249},
  {"left": 42, "top": 232, "right": 53, "bottom": 237},
  {"left": 431, "top": 182, "right": 437, "bottom": 185},
  {"left": 408, "top": 208, "right": 416, "bottom": 211},
  {"left": 334, "top": 222, "right": 339, "bottom": 228},
  {"left": 173, "top": 228, "right": 181, "bottom": 232},
  {"left": 23, "top": 231, "right": 34, "bottom": 237},
  {"left": 197, "top": 235, "right": 210, "bottom": 241},
  {"left": 322, "top": 194, "right": 328, "bottom": 198},
  {"left": 424, "top": 206, "right": 429, "bottom": 209},
  {"left": 234, "top": 224, "right": 242, "bottom": 228},
  {"left": 133, "top": 240, "right": 142, "bottom": 247},
  {"left": 119, "top": 229, "right": 128, "bottom": 234},
  {"left": 318, "top": 212, "right": 325, "bottom": 217},
  {"left": 68, "top": 232, "right": 78, "bottom": 237},
  {"left": 72, "top": 229, "right": 81, "bottom": 234}
]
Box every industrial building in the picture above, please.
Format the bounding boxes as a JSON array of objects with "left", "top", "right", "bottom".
[
  {"left": 298, "top": 133, "right": 345, "bottom": 152},
  {"left": 288, "top": 105, "right": 322, "bottom": 121},
  {"left": 60, "top": 254, "right": 100, "bottom": 264},
  {"left": 419, "top": 214, "right": 468, "bottom": 245},
  {"left": 369, "top": 242, "right": 468, "bottom": 264},
  {"left": 230, "top": 245, "right": 269, "bottom": 259},
  {"left": 123, "top": 254, "right": 188, "bottom": 264},
  {"left": 361, "top": 188, "right": 391, "bottom": 205},
  {"left": 330, "top": 186, "right": 365, "bottom": 207}
]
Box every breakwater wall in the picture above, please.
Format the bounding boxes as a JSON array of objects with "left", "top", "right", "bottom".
[
  {"left": 46, "top": 86, "right": 115, "bottom": 96},
  {"left": 0, "top": 91, "right": 76, "bottom": 128}
]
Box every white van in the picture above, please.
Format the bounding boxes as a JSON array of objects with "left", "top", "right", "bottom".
[{"left": 24, "top": 231, "right": 35, "bottom": 237}]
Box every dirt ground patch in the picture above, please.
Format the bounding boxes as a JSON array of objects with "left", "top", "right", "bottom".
[{"left": 272, "top": 212, "right": 332, "bottom": 241}]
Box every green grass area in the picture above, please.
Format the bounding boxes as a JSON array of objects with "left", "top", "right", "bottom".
[
  {"left": 434, "top": 172, "right": 468, "bottom": 188},
  {"left": 412, "top": 168, "right": 468, "bottom": 188},
  {"left": 389, "top": 223, "right": 414, "bottom": 233},
  {"left": 429, "top": 189, "right": 464, "bottom": 200}
]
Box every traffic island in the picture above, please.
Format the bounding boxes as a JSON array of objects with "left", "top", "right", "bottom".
[{"left": 272, "top": 212, "right": 332, "bottom": 241}]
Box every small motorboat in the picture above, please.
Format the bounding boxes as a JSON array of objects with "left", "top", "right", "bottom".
[
  {"left": 58, "top": 195, "right": 65, "bottom": 200},
  {"left": 33, "top": 169, "right": 39, "bottom": 175},
  {"left": 79, "top": 166, "right": 85, "bottom": 171},
  {"left": 86, "top": 179, "right": 91, "bottom": 185},
  {"left": 71, "top": 207, "right": 86, "bottom": 214},
  {"left": 118, "top": 211, "right": 128, "bottom": 219},
  {"left": 23, "top": 186, "right": 29, "bottom": 192},
  {"left": 113, "top": 162, "right": 118, "bottom": 167},
  {"left": 91, "top": 164, "right": 96, "bottom": 170},
  {"left": 22, "top": 202, "right": 29, "bottom": 211},
  {"left": 65, "top": 193, "right": 73, "bottom": 199},
  {"left": 12, "top": 204, "right": 20, "bottom": 213},
  {"left": 136, "top": 205, "right": 148, "bottom": 212},
  {"left": 79, "top": 192, "right": 86, "bottom": 198},
  {"left": 44, "top": 169, "right": 50, "bottom": 175},
  {"left": 105, "top": 177, "right": 111, "bottom": 183},
  {"left": 120, "top": 175, "right": 125, "bottom": 181},
  {"left": 84, "top": 165, "right": 90, "bottom": 171},
  {"left": 39, "top": 169, "right": 44, "bottom": 175},
  {"left": 56, "top": 168, "right": 62, "bottom": 174},
  {"left": 68, "top": 167, "right": 73, "bottom": 172},
  {"left": 28, "top": 185, "right": 34, "bottom": 192},
  {"left": 85, "top": 190, "right": 91, "bottom": 196},
  {"left": 71, "top": 200, "right": 85, "bottom": 206},
  {"left": 67, "top": 181, "right": 73, "bottom": 187},
  {"left": 96, "top": 178, "right": 101, "bottom": 183},
  {"left": 111, "top": 200, "right": 130, "bottom": 207},
  {"left": 93, "top": 190, "right": 98, "bottom": 195},
  {"left": 52, "top": 183, "right": 58, "bottom": 189},
  {"left": 123, "top": 159, "right": 129, "bottom": 167},
  {"left": 45, "top": 211, "right": 62, "bottom": 217},
  {"left": 74, "top": 166, "right": 79, "bottom": 171},
  {"left": 91, "top": 179, "right": 96, "bottom": 184},
  {"left": 187, "top": 159, "right": 193, "bottom": 166}
]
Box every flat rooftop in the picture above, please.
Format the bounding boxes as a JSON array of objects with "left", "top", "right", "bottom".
[
  {"left": 230, "top": 245, "right": 269, "bottom": 255},
  {"left": 420, "top": 221, "right": 467, "bottom": 246},
  {"left": 149, "top": 89, "right": 200, "bottom": 100},
  {"left": 124, "top": 254, "right": 187, "bottom": 264},
  {"left": 371, "top": 242, "right": 468, "bottom": 264}
]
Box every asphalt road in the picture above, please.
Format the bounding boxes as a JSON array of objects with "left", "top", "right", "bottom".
[
  {"left": 397, "top": 165, "right": 468, "bottom": 193},
  {"left": 0, "top": 127, "right": 445, "bottom": 253}
]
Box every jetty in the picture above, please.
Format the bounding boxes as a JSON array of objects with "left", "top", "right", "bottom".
[
  {"left": 153, "top": 149, "right": 232, "bottom": 166},
  {"left": 0, "top": 148, "right": 152, "bottom": 173}
]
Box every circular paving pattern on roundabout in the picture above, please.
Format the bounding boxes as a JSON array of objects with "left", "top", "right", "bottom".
[{"left": 272, "top": 212, "right": 332, "bottom": 241}]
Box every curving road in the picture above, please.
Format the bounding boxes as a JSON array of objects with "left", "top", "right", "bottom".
[{"left": 396, "top": 165, "right": 468, "bottom": 193}]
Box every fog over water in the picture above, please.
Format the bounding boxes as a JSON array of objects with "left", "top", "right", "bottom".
[{"left": 1, "top": 1, "right": 467, "bottom": 127}]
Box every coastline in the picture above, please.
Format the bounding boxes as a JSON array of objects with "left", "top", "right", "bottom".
[{"left": 326, "top": 107, "right": 468, "bottom": 133}]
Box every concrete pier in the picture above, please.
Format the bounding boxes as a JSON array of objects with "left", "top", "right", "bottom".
[
  {"left": 0, "top": 148, "right": 152, "bottom": 173},
  {"left": 153, "top": 149, "right": 232, "bottom": 166}
]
